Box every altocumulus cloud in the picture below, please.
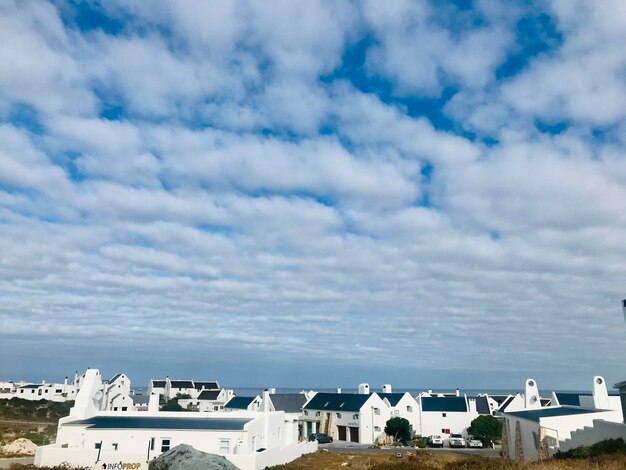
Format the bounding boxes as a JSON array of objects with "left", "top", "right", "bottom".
[{"left": 1, "top": 0, "right": 625, "bottom": 389}]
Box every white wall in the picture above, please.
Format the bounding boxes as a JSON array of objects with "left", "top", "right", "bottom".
[
  {"left": 385, "top": 394, "right": 421, "bottom": 437},
  {"left": 560, "top": 420, "right": 626, "bottom": 451}
]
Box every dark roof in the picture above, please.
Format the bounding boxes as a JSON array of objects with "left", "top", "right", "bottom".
[
  {"left": 63, "top": 416, "right": 251, "bottom": 430},
  {"left": 194, "top": 381, "right": 219, "bottom": 390},
  {"left": 498, "top": 395, "right": 516, "bottom": 411},
  {"left": 540, "top": 398, "right": 551, "bottom": 407},
  {"left": 19, "top": 384, "right": 43, "bottom": 389},
  {"left": 109, "top": 374, "right": 122, "bottom": 383},
  {"left": 269, "top": 394, "right": 307, "bottom": 413},
  {"left": 555, "top": 393, "right": 585, "bottom": 406},
  {"left": 421, "top": 396, "right": 467, "bottom": 412},
  {"left": 225, "top": 396, "right": 258, "bottom": 409},
  {"left": 151, "top": 380, "right": 166, "bottom": 388},
  {"left": 304, "top": 393, "right": 372, "bottom": 412},
  {"left": 506, "top": 406, "right": 604, "bottom": 422},
  {"left": 170, "top": 380, "right": 194, "bottom": 388},
  {"left": 131, "top": 395, "right": 149, "bottom": 404},
  {"left": 198, "top": 390, "right": 221, "bottom": 401},
  {"left": 377, "top": 393, "right": 407, "bottom": 407},
  {"left": 474, "top": 397, "right": 490, "bottom": 415}
]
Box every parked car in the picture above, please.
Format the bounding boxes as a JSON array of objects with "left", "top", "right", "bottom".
[
  {"left": 308, "top": 433, "right": 333, "bottom": 443},
  {"left": 427, "top": 435, "right": 444, "bottom": 448},
  {"left": 448, "top": 433, "right": 466, "bottom": 448},
  {"left": 467, "top": 436, "right": 483, "bottom": 448}
]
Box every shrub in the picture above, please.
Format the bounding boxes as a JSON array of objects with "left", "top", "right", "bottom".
[{"left": 554, "top": 437, "right": 626, "bottom": 459}]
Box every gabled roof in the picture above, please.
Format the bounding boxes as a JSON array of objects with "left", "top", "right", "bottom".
[
  {"left": 109, "top": 374, "right": 122, "bottom": 383},
  {"left": 197, "top": 390, "right": 221, "bottom": 401},
  {"left": 170, "top": 380, "right": 194, "bottom": 388},
  {"left": 498, "top": 395, "right": 516, "bottom": 411},
  {"left": 19, "top": 384, "right": 43, "bottom": 389},
  {"left": 131, "top": 395, "right": 149, "bottom": 404},
  {"left": 506, "top": 406, "right": 604, "bottom": 422},
  {"left": 378, "top": 393, "right": 407, "bottom": 407},
  {"left": 151, "top": 380, "right": 166, "bottom": 388},
  {"left": 473, "top": 396, "right": 491, "bottom": 415},
  {"left": 268, "top": 394, "right": 307, "bottom": 413},
  {"left": 225, "top": 396, "right": 258, "bottom": 409},
  {"left": 421, "top": 396, "right": 467, "bottom": 412},
  {"left": 194, "top": 381, "right": 219, "bottom": 390},
  {"left": 303, "top": 393, "right": 373, "bottom": 412}
]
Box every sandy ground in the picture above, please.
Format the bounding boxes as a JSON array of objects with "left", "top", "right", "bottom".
[{"left": 0, "top": 456, "right": 35, "bottom": 469}]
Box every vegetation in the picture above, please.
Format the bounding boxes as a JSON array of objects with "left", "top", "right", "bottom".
[
  {"left": 384, "top": 417, "right": 411, "bottom": 443},
  {"left": 554, "top": 438, "right": 626, "bottom": 459},
  {"left": 159, "top": 398, "right": 185, "bottom": 412},
  {"left": 467, "top": 415, "right": 502, "bottom": 444},
  {"left": 0, "top": 398, "right": 73, "bottom": 422}
]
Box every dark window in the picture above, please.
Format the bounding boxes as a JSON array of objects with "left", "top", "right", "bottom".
[
  {"left": 94, "top": 443, "right": 101, "bottom": 449},
  {"left": 442, "top": 413, "right": 447, "bottom": 417},
  {"left": 121, "top": 407, "right": 128, "bottom": 411},
  {"left": 161, "top": 439, "right": 171, "bottom": 453}
]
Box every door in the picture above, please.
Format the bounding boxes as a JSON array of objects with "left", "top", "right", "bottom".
[
  {"left": 338, "top": 425, "right": 347, "bottom": 441},
  {"left": 349, "top": 427, "right": 359, "bottom": 443}
]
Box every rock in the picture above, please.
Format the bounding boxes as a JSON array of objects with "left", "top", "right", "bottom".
[
  {"left": 1, "top": 438, "right": 38, "bottom": 455},
  {"left": 148, "top": 444, "right": 240, "bottom": 470}
]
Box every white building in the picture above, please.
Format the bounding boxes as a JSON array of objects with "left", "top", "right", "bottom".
[
  {"left": 301, "top": 391, "right": 389, "bottom": 444},
  {"left": 148, "top": 378, "right": 222, "bottom": 401},
  {"left": 1, "top": 378, "right": 78, "bottom": 402},
  {"left": 35, "top": 370, "right": 316, "bottom": 470},
  {"left": 417, "top": 395, "right": 480, "bottom": 442},
  {"left": 501, "top": 376, "right": 624, "bottom": 461},
  {"left": 179, "top": 389, "right": 235, "bottom": 412},
  {"left": 102, "top": 374, "right": 136, "bottom": 412},
  {"left": 378, "top": 391, "right": 421, "bottom": 437},
  {"left": 262, "top": 391, "right": 311, "bottom": 441}
]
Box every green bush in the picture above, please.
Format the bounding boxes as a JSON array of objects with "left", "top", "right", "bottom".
[{"left": 554, "top": 437, "right": 626, "bottom": 459}]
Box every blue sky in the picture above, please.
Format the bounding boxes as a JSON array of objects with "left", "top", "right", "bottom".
[{"left": 1, "top": 0, "right": 626, "bottom": 392}]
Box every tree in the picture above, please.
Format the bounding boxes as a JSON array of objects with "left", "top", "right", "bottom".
[
  {"left": 467, "top": 415, "right": 502, "bottom": 443},
  {"left": 160, "top": 399, "right": 185, "bottom": 412},
  {"left": 384, "top": 417, "right": 411, "bottom": 443}
]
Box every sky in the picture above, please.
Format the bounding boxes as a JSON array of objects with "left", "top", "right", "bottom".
[{"left": 1, "top": 0, "right": 626, "bottom": 392}]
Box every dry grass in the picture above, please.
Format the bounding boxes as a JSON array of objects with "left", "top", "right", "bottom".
[{"left": 269, "top": 450, "right": 626, "bottom": 470}]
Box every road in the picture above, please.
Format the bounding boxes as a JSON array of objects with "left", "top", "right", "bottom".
[{"left": 319, "top": 442, "right": 501, "bottom": 459}]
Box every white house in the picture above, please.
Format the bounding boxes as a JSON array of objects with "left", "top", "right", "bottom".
[
  {"left": 417, "top": 395, "right": 479, "bottom": 442},
  {"left": 262, "top": 391, "right": 312, "bottom": 441},
  {"left": 378, "top": 391, "right": 421, "bottom": 437},
  {"left": 301, "top": 391, "right": 389, "bottom": 444},
  {"left": 5, "top": 378, "right": 78, "bottom": 403},
  {"left": 148, "top": 378, "right": 222, "bottom": 401},
  {"left": 102, "top": 374, "right": 136, "bottom": 412},
  {"left": 179, "top": 389, "right": 235, "bottom": 412},
  {"left": 501, "top": 376, "right": 624, "bottom": 461},
  {"left": 35, "top": 369, "right": 316, "bottom": 470}
]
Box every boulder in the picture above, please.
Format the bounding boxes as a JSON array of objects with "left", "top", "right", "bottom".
[{"left": 148, "top": 444, "right": 240, "bottom": 470}]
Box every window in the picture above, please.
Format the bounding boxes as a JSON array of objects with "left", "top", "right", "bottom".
[
  {"left": 373, "top": 408, "right": 380, "bottom": 415},
  {"left": 44, "top": 389, "right": 49, "bottom": 393},
  {"left": 304, "top": 411, "right": 308, "bottom": 416},
  {"left": 112, "top": 443, "right": 118, "bottom": 451},
  {"left": 442, "top": 413, "right": 447, "bottom": 418},
  {"left": 219, "top": 439, "right": 230, "bottom": 454},
  {"left": 161, "top": 439, "right": 171, "bottom": 453},
  {"left": 315, "top": 412, "right": 320, "bottom": 417},
  {"left": 214, "top": 406, "right": 219, "bottom": 411},
  {"left": 336, "top": 413, "right": 341, "bottom": 418},
  {"left": 407, "top": 406, "right": 412, "bottom": 412},
  {"left": 353, "top": 414, "right": 359, "bottom": 420},
  {"left": 56, "top": 389, "right": 62, "bottom": 393},
  {"left": 20, "top": 390, "right": 24, "bottom": 393},
  {"left": 121, "top": 407, "right": 127, "bottom": 411},
  {"left": 442, "top": 428, "right": 450, "bottom": 434},
  {"left": 94, "top": 443, "right": 101, "bottom": 449},
  {"left": 374, "top": 426, "right": 381, "bottom": 431}
]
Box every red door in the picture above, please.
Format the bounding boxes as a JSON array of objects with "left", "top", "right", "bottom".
[
  {"left": 349, "top": 427, "right": 359, "bottom": 442},
  {"left": 338, "top": 425, "right": 347, "bottom": 441}
]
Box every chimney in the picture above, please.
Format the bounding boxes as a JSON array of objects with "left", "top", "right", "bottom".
[
  {"left": 42, "top": 380, "right": 46, "bottom": 385},
  {"left": 622, "top": 299, "right": 626, "bottom": 326},
  {"left": 427, "top": 389, "right": 433, "bottom": 394},
  {"left": 337, "top": 387, "right": 342, "bottom": 394},
  {"left": 267, "top": 388, "right": 276, "bottom": 394},
  {"left": 358, "top": 383, "right": 370, "bottom": 394},
  {"left": 524, "top": 378, "right": 541, "bottom": 409},
  {"left": 263, "top": 390, "right": 271, "bottom": 412},
  {"left": 455, "top": 388, "right": 460, "bottom": 397},
  {"left": 592, "top": 376, "right": 610, "bottom": 409},
  {"left": 382, "top": 384, "right": 392, "bottom": 393}
]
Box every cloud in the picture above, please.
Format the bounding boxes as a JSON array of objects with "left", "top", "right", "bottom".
[{"left": 0, "top": 0, "right": 625, "bottom": 389}]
